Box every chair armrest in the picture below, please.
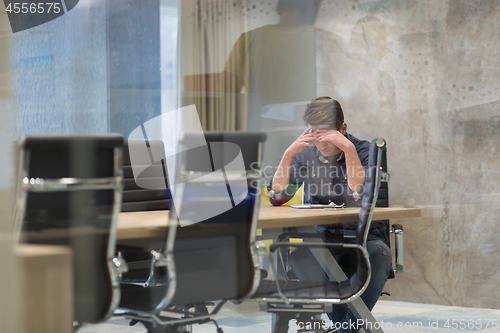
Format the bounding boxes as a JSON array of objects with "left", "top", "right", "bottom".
[
  {"left": 269, "top": 241, "right": 352, "bottom": 253},
  {"left": 269, "top": 232, "right": 339, "bottom": 282},
  {"left": 113, "top": 252, "right": 129, "bottom": 275},
  {"left": 266, "top": 241, "right": 370, "bottom": 304},
  {"left": 276, "top": 232, "right": 325, "bottom": 243}
]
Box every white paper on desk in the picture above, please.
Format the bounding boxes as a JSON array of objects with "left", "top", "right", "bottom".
[{"left": 290, "top": 203, "right": 345, "bottom": 209}]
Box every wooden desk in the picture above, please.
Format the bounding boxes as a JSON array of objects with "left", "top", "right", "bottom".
[
  {"left": 117, "top": 206, "right": 421, "bottom": 333},
  {"left": 257, "top": 205, "right": 420, "bottom": 228},
  {"left": 16, "top": 244, "right": 73, "bottom": 333},
  {"left": 117, "top": 206, "right": 421, "bottom": 239}
]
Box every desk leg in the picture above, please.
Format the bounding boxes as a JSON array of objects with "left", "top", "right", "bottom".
[
  {"left": 298, "top": 227, "right": 384, "bottom": 333},
  {"left": 261, "top": 229, "right": 288, "bottom": 280},
  {"left": 262, "top": 229, "right": 301, "bottom": 333}
]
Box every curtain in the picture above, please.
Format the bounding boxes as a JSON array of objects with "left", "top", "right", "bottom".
[{"left": 180, "top": 0, "right": 249, "bottom": 131}]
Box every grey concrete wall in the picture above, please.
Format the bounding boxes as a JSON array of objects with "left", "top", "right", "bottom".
[{"left": 316, "top": 0, "right": 500, "bottom": 309}]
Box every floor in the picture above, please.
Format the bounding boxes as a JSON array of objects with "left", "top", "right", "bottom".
[{"left": 78, "top": 300, "right": 500, "bottom": 333}]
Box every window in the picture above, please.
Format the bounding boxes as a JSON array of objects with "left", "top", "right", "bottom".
[{"left": 9, "top": 0, "right": 178, "bottom": 138}]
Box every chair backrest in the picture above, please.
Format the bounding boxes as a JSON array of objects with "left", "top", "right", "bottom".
[
  {"left": 121, "top": 140, "right": 172, "bottom": 212},
  {"left": 14, "top": 135, "right": 124, "bottom": 324},
  {"left": 168, "top": 132, "right": 266, "bottom": 305},
  {"left": 117, "top": 142, "right": 173, "bottom": 313},
  {"left": 375, "top": 141, "right": 389, "bottom": 208},
  {"left": 352, "top": 138, "right": 388, "bottom": 296},
  {"left": 358, "top": 138, "right": 387, "bottom": 247},
  {"left": 368, "top": 139, "right": 395, "bottom": 279}
]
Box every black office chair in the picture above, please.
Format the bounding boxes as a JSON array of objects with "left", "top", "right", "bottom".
[
  {"left": 252, "top": 138, "right": 389, "bottom": 333},
  {"left": 13, "top": 135, "right": 128, "bottom": 327},
  {"left": 117, "top": 140, "right": 173, "bottom": 288},
  {"left": 118, "top": 132, "right": 267, "bottom": 333}
]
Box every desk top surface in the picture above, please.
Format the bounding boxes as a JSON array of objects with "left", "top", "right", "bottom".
[{"left": 117, "top": 206, "right": 421, "bottom": 240}]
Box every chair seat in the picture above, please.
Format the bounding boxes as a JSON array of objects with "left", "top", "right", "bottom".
[
  {"left": 255, "top": 276, "right": 365, "bottom": 301},
  {"left": 119, "top": 284, "right": 169, "bottom": 312}
]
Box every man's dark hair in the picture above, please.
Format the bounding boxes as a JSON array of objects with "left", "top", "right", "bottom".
[{"left": 303, "top": 96, "right": 344, "bottom": 130}]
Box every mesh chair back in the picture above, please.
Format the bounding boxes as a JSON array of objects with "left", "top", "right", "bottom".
[
  {"left": 14, "top": 135, "right": 124, "bottom": 324},
  {"left": 121, "top": 140, "right": 172, "bottom": 212},
  {"left": 118, "top": 141, "right": 172, "bottom": 312}
]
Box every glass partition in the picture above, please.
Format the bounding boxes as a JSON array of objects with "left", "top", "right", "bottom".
[
  {"left": 1, "top": 0, "right": 500, "bottom": 328},
  {"left": 177, "top": 0, "right": 500, "bottom": 312},
  {"left": 8, "top": 0, "right": 178, "bottom": 138}
]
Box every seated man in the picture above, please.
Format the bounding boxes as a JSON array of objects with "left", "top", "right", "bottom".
[{"left": 267, "top": 96, "right": 392, "bottom": 333}]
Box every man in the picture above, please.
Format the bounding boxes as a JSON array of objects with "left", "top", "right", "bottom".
[
  {"left": 268, "top": 96, "right": 392, "bottom": 333},
  {"left": 223, "top": 0, "right": 321, "bottom": 104}
]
